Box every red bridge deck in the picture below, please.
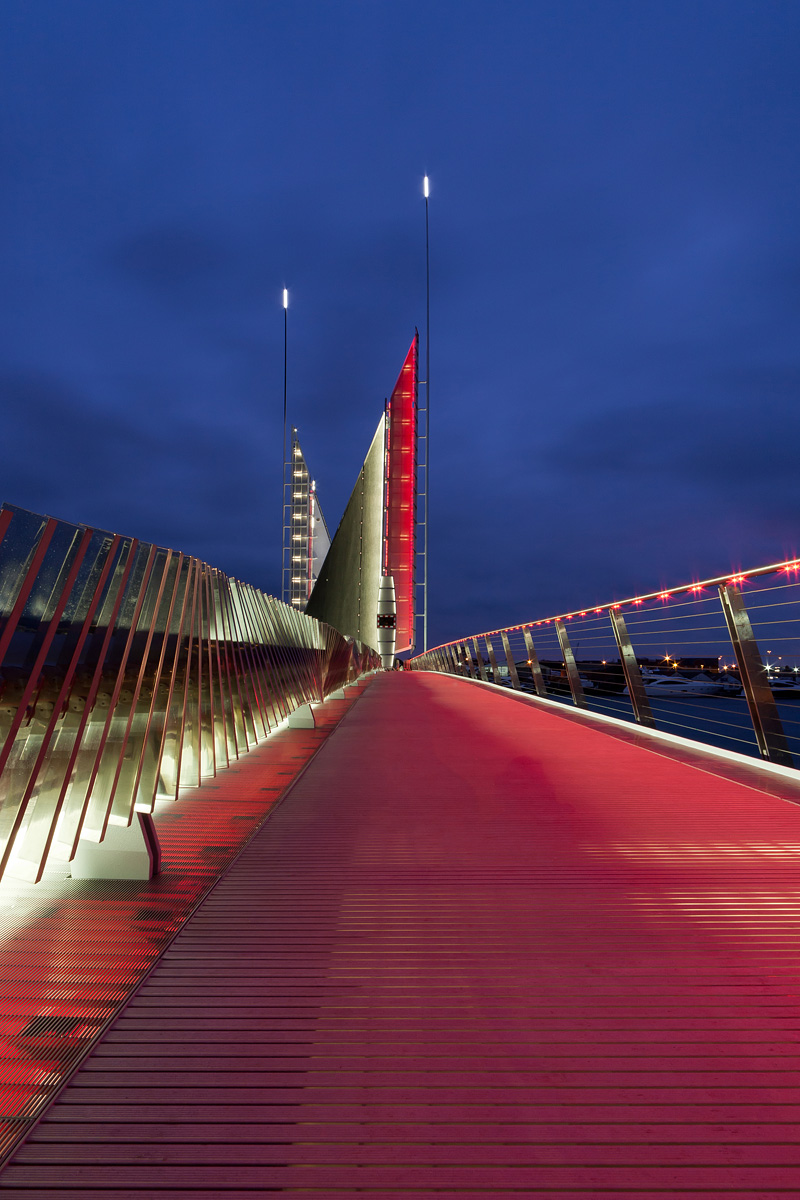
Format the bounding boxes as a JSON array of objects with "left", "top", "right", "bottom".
[{"left": 6, "top": 671, "right": 800, "bottom": 1197}]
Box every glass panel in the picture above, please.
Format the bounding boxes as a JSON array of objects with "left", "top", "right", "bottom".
[
  {"left": 5, "top": 532, "right": 119, "bottom": 881},
  {"left": 0, "top": 504, "right": 380, "bottom": 883}
]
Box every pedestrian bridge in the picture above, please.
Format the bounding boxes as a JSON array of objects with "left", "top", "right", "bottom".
[{"left": 4, "top": 670, "right": 800, "bottom": 1196}]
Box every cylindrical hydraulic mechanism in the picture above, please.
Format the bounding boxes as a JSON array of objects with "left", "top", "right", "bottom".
[{"left": 377, "top": 575, "right": 397, "bottom": 669}]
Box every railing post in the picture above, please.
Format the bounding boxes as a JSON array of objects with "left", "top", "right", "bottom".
[
  {"left": 718, "top": 584, "right": 793, "bottom": 766},
  {"left": 485, "top": 637, "right": 501, "bottom": 684},
  {"left": 554, "top": 619, "right": 586, "bottom": 708},
  {"left": 446, "top": 645, "right": 459, "bottom": 674},
  {"left": 500, "top": 631, "right": 520, "bottom": 690},
  {"left": 522, "top": 628, "right": 548, "bottom": 698},
  {"left": 472, "top": 637, "right": 488, "bottom": 682},
  {"left": 462, "top": 643, "right": 475, "bottom": 678},
  {"left": 609, "top": 609, "right": 655, "bottom": 728}
]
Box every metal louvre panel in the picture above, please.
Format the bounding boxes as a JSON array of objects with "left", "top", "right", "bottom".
[{"left": 0, "top": 505, "right": 380, "bottom": 885}]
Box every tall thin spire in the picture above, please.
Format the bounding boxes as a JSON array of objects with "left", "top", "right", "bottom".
[
  {"left": 281, "top": 288, "right": 289, "bottom": 603},
  {"left": 422, "top": 177, "right": 430, "bottom": 651}
]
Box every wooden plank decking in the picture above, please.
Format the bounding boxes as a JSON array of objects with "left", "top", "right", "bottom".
[
  {"left": 0, "top": 682, "right": 370, "bottom": 1168},
  {"left": 6, "top": 671, "right": 800, "bottom": 1196}
]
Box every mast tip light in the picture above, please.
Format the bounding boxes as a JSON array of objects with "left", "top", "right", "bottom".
[
  {"left": 283, "top": 288, "right": 288, "bottom": 309},
  {"left": 423, "top": 175, "right": 429, "bottom": 198}
]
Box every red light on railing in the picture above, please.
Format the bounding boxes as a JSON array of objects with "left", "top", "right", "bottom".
[
  {"left": 659, "top": 591, "right": 671, "bottom": 601},
  {"left": 633, "top": 598, "right": 642, "bottom": 605},
  {"left": 580, "top": 611, "right": 587, "bottom": 617}
]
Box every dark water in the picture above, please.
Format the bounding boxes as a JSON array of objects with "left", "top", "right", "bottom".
[{"left": 519, "top": 684, "right": 800, "bottom": 768}]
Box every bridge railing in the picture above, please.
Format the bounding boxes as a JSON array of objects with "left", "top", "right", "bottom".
[
  {"left": 0, "top": 503, "right": 379, "bottom": 884},
  {"left": 410, "top": 559, "right": 800, "bottom": 772}
]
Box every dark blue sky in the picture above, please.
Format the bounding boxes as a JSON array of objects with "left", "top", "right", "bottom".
[{"left": 2, "top": 1, "right": 799, "bottom": 648}]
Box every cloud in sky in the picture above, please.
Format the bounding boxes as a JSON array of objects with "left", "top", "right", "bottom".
[{"left": 1, "top": 0, "right": 799, "bottom": 645}]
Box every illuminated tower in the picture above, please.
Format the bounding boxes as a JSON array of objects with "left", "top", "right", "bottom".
[{"left": 282, "top": 429, "right": 331, "bottom": 610}]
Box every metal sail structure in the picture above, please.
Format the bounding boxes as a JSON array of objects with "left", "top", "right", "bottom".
[
  {"left": 306, "top": 415, "right": 387, "bottom": 646},
  {"left": 306, "top": 337, "right": 419, "bottom": 655},
  {"left": 282, "top": 429, "right": 331, "bottom": 611},
  {"left": 384, "top": 334, "right": 418, "bottom": 654}
]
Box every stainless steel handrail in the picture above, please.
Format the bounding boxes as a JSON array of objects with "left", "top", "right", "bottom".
[{"left": 410, "top": 558, "right": 800, "bottom": 772}]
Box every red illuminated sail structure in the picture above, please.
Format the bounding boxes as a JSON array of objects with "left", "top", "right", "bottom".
[
  {"left": 306, "top": 336, "right": 418, "bottom": 655},
  {"left": 383, "top": 334, "right": 418, "bottom": 654}
]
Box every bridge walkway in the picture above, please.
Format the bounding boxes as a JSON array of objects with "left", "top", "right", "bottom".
[{"left": 5, "top": 671, "right": 800, "bottom": 1196}]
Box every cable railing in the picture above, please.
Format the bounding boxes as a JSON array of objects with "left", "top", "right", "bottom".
[
  {"left": 410, "top": 558, "right": 800, "bottom": 772},
  {"left": 0, "top": 503, "right": 379, "bottom": 885}
]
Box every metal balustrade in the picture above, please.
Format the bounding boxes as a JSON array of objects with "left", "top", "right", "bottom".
[
  {"left": 0, "top": 503, "right": 379, "bottom": 884},
  {"left": 411, "top": 558, "right": 800, "bottom": 771}
]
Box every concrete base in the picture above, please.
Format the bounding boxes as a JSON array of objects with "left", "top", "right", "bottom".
[
  {"left": 288, "top": 703, "right": 316, "bottom": 729},
  {"left": 327, "top": 688, "right": 346, "bottom": 700},
  {"left": 70, "top": 814, "right": 160, "bottom": 880}
]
